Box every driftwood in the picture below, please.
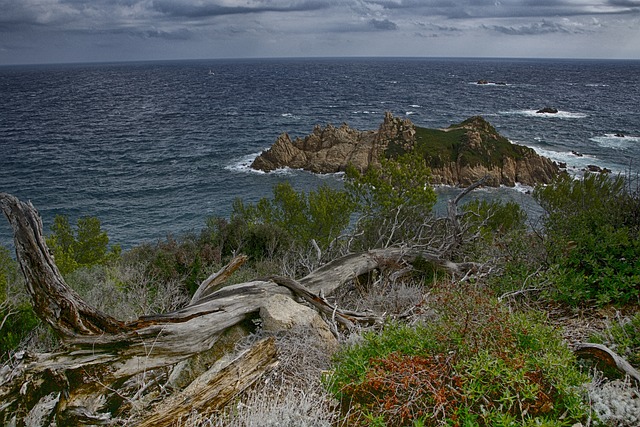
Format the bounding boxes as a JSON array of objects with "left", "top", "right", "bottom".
[
  {"left": 574, "top": 343, "right": 640, "bottom": 384},
  {"left": 0, "top": 192, "right": 481, "bottom": 425}
]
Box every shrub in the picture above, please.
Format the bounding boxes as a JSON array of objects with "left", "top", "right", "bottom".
[
  {"left": 0, "top": 302, "right": 40, "bottom": 360},
  {"left": 121, "top": 231, "right": 222, "bottom": 296},
  {"left": 328, "top": 286, "right": 591, "bottom": 426},
  {"left": 0, "top": 245, "right": 15, "bottom": 301},
  {"left": 461, "top": 199, "right": 527, "bottom": 243},
  {"left": 233, "top": 182, "right": 354, "bottom": 254},
  {"left": 534, "top": 173, "right": 640, "bottom": 306},
  {"left": 345, "top": 151, "right": 437, "bottom": 249},
  {"left": 46, "top": 215, "right": 121, "bottom": 276}
]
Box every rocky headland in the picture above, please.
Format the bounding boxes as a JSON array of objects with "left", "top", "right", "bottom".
[{"left": 251, "top": 112, "right": 559, "bottom": 187}]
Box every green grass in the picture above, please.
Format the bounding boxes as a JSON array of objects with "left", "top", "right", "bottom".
[{"left": 388, "top": 117, "right": 533, "bottom": 171}]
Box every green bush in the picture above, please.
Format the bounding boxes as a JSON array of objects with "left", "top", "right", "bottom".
[
  {"left": 47, "top": 215, "right": 121, "bottom": 276},
  {"left": 0, "top": 245, "right": 14, "bottom": 301},
  {"left": 534, "top": 173, "right": 640, "bottom": 306},
  {"left": 0, "top": 246, "right": 41, "bottom": 360},
  {"left": 122, "top": 230, "right": 223, "bottom": 296},
  {"left": 328, "top": 286, "right": 591, "bottom": 426},
  {"left": 231, "top": 182, "right": 354, "bottom": 256},
  {"left": 461, "top": 199, "right": 527, "bottom": 243},
  {"left": 0, "top": 303, "right": 39, "bottom": 359},
  {"left": 345, "top": 151, "right": 437, "bottom": 249}
]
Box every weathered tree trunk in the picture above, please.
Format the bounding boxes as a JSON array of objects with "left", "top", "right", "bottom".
[
  {"left": 0, "top": 193, "right": 127, "bottom": 338},
  {"left": 0, "top": 192, "right": 460, "bottom": 425},
  {"left": 136, "top": 337, "right": 279, "bottom": 427}
]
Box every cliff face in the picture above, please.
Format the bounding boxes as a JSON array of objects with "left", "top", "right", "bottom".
[
  {"left": 251, "top": 113, "right": 558, "bottom": 187},
  {"left": 250, "top": 112, "right": 413, "bottom": 174}
]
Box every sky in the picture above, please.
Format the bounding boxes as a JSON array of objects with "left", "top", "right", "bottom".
[{"left": 1, "top": 0, "right": 639, "bottom": 65}]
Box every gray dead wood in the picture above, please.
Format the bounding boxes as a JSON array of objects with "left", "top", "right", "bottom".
[
  {"left": 574, "top": 342, "right": 640, "bottom": 384},
  {"left": 189, "top": 254, "right": 248, "bottom": 305},
  {"left": 137, "top": 337, "right": 278, "bottom": 427}
]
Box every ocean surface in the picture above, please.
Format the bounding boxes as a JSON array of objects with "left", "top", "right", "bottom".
[{"left": 1, "top": 57, "right": 639, "bottom": 251}]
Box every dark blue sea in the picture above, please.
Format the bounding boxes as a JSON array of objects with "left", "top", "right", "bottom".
[{"left": 1, "top": 58, "right": 639, "bottom": 251}]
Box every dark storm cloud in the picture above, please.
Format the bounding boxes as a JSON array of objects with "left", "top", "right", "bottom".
[
  {"left": 369, "top": 18, "right": 398, "bottom": 30},
  {"left": 608, "top": 0, "right": 640, "bottom": 7},
  {"left": 486, "top": 20, "right": 576, "bottom": 36},
  {"left": 150, "top": 0, "right": 332, "bottom": 19}
]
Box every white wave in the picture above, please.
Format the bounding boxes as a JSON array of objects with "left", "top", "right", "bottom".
[
  {"left": 409, "top": 104, "right": 421, "bottom": 108},
  {"left": 530, "top": 146, "right": 597, "bottom": 163},
  {"left": 585, "top": 83, "right": 609, "bottom": 87},
  {"left": 469, "top": 81, "right": 510, "bottom": 86},
  {"left": 405, "top": 111, "right": 417, "bottom": 116},
  {"left": 352, "top": 110, "right": 378, "bottom": 114},
  {"left": 512, "top": 183, "right": 534, "bottom": 194},
  {"left": 224, "top": 152, "right": 266, "bottom": 174},
  {"left": 500, "top": 109, "right": 587, "bottom": 119},
  {"left": 224, "top": 153, "right": 346, "bottom": 177},
  {"left": 590, "top": 134, "right": 639, "bottom": 150}
]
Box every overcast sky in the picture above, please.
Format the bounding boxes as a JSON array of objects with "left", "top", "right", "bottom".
[{"left": 1, "top": 0, "right": 639, "bottom": 65}]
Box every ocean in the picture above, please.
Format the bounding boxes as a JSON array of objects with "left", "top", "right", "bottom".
[{"left": 1, "top": 57, "right": 639, "bottom": 251}]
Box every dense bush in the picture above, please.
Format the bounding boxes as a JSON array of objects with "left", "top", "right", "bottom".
[
  {"left": 232, "top": 182, "right": 354, "bottom": 254},
  {"left": 0, "top": 303, "right": 39, "bottom": 359},
  {"left": 534, "top": 173, "right": 640, "bottom": 306},
  {"left": 328, "top": 286, "right": 591, "bottom": 426},
  {"left": 47, "top": 215, "right": 121, "bottom": 276},
  {"left": 0, "top": 245, "right": 14, "bottom": 299}
]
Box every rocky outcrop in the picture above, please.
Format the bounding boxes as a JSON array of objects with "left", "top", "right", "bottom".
[
  {"left": 251, "top": 112, "right": 413, "bottom": 174},
  {"left": 536, "top": 107, "right": 558, "bottom": 114},
  {"left": 251, "top": 113, "right": 559, "bottom": 187},
  {"left": 423, "top": 116, "right": 559, "bottom": 187}
]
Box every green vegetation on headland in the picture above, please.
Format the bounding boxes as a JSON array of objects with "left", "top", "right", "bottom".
[
  {"left": 406, "top": 117, "right": 528, "bottom": 169},
  {"left": 1, "top": 154, "right": 639, "bottom": 425}
]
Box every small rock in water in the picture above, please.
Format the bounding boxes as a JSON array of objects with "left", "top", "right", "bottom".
[{"left": 536, "top": 107, "right": 558, "bottom": 114}]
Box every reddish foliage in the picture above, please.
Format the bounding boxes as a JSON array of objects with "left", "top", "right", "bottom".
[{"left": 341, "top": 352, "right": 464, "bottom": 426}]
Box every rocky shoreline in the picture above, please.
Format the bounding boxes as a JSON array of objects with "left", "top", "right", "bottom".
[{"left": 251, "top": 112, "right": 560, "bottom": 187}]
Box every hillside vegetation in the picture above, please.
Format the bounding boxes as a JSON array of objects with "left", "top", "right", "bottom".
[{"left": 1, "top": 158, "right": 639, "bottom": 426}]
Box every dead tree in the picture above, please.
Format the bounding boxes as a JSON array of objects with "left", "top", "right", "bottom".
[{"left": 1, "top": 192, "right": 484, "bottom": 426}]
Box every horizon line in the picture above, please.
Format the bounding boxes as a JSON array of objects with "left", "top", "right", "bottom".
[{"left": 2, "top": 54, "right": 640, "bottom": 68}]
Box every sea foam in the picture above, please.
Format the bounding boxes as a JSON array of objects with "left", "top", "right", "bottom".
[
  {"left": 501, "top": 110, "right": 588, "bottom": 119},
  {"left": 590, "top": 134, "right": 639, "bottom": 150}
]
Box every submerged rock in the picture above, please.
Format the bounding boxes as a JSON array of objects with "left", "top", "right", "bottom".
[
  {"left": 536, "top": 107, "right": 559, "bottom": 114},
  {"left": 251, "top": 113, "right": 559, "bottom": 187}
]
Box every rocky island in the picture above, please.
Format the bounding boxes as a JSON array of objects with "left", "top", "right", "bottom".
[{"left": 251, "top": 112, "right": 559, "bottom": 187}]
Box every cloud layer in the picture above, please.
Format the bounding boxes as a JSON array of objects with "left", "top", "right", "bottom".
[{"left": 1, "top": 0, "right": 638, "bottom": 64}]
